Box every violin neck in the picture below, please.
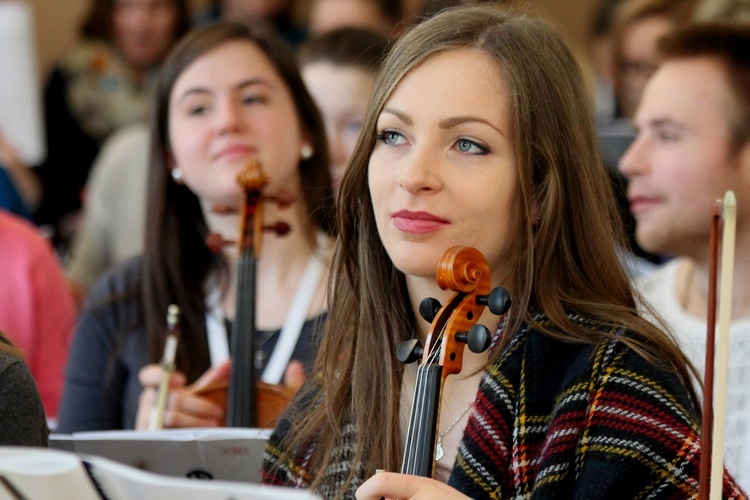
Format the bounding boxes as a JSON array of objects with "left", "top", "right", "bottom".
[
  {"left": 227, "top": 253, "right": 258, "bottom": 428},
  {"left": 401, "top": 363, "right": 442, "bottom": 477}
]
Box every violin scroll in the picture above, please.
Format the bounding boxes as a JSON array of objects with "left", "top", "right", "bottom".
[
  {"left": 203, "top": 160, "right": 292, "bottom": 254},
  {"left": 398, "top": 246, "right": 512, "bottom": 373}
]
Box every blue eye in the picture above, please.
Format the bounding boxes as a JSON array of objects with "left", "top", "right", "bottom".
[
  {"left": 455, "top": 138, "right": 488, "bottom": 155},
  {"left": 376, "top": 130, "right": 405, "bottom": 145}
]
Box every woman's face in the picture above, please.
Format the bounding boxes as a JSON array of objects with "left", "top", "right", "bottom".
[
  {"left": 112, "top": 0, "right": 180, "bottom": 70},
  {"left": 368, "top": 48, "right": 520, "bottom": 283},
  {"left": 168, "top": 40, "right": 309, "bottom": 206},
  {"left": 302, "top": 62, "right": 374, "bottom": 194}
]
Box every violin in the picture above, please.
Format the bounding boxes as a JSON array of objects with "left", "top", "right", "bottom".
[
  {"left": 190, "top": 159, "right": 295, "bottom": 428},
  {"left": 397, "top": 246, "right": 511, "bottom": 477}
]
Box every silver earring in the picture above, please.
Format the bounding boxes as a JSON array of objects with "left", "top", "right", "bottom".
[
  {"left": 300, "top": 144, "right": 313, "bottom": 160},
  {"left": 171, "top": 167, "right": 184, "bottom": 184}
]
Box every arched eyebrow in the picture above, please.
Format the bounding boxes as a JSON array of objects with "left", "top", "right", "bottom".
[
  {"left": 379, "top": 108, "right": 504, "bottom": 137},
  {"left": 381, "top": 108, "right": 412, "bottom": 125},
  {"left": 176, "top": 78, "right": 274, "bottom": 104},
  {"left": 439, "top": 116, "right": 504, "bottom": 137}
]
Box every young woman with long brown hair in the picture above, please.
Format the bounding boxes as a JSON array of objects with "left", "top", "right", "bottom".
[
  {"left": 57, "top": 21, "right": 336, "bottom": 432},
  {"left": 263, "top": 5, "right": 746, "bottom": 498}
]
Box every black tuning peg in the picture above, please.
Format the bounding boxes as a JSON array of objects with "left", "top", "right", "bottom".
[
  {"left": 476, "top": 287, "right": 511, "bottom": 316},
  {"left": 455, "top": 324, "right": 492, "bottom": 353},
  {"left": 397, "top": 339, "right": 424, "bottom": 364},
  {"left": 418, "top": 297, "right": 442, "bottom": 323}
]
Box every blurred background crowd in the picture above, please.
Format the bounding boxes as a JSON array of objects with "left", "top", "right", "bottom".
[{"left": 1, "top": 0, "right": 749, "bottom": 487}]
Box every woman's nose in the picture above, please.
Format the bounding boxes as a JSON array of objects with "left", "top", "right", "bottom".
[
  {"left": 216, "top": 100, "right": 245, "bottom": 134},
  {"left": 398, "top": 144, "right": 442, "bottom": 194}
]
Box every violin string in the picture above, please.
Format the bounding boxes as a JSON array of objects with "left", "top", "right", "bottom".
[
  {"left": 404, "top": 362, "right": 427, "bottom": 471},
  {"left": 406, "top": 319, "right": 449, "bottom": 471}
]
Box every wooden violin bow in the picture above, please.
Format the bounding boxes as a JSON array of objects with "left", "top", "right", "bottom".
[{"left": 700, "top": 190, "right": 737, "bottom": 499}]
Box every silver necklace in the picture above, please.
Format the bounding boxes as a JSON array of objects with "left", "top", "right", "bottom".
[{"left": 435, "top": 400, "right": 475, "bottom": 461}]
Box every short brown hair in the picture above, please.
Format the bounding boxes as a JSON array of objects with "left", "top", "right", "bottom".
[{"left": 658, "top": 21, "right": 750, "bottom": 151}]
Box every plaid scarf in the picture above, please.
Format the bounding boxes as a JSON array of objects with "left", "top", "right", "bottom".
[{"left": 264, "top": 315, "right": 747, "bottom": 499}]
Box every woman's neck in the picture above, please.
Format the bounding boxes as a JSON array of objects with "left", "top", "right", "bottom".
[{"left": 202, "top": 199, "right": 327, "bottom": 326}]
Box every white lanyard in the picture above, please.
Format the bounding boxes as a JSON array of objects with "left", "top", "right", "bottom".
[{"left": 204, "top": 254, "right": 324, "bottom": 383}]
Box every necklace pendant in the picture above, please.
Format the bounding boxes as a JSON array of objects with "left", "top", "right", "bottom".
[{"left": 435, "top": 438, "right": 444, "bottom": 461}]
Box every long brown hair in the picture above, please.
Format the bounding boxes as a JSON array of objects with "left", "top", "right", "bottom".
[
  {"left": 143, "top": 21, "right": 336, "bottom": 383},
  {"left": 278, "top": 5, "right": 699, "bottom": 495}
]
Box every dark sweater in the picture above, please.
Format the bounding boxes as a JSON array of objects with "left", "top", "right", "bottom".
[
  {"left": 0, "top": 339, "right": 49, "bottom": 446},
  {"left": 57, "top": 256, "right": 324, "bottom": 432}
]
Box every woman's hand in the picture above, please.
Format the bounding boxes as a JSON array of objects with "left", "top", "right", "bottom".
[
  {"left": 356, "top": 472, "right": 471, "bottom": 500},
  {"left": 284, "top": 359, "right": 306, "bottom": 392},
  {"left": 134, "top": 361, "right": 230, "bottom": 430}
]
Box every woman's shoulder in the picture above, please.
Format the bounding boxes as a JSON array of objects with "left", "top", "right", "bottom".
[
  {"left": 0, "top": 211, "right": 52, "bottom": 258},
  {"left": 82, "top": 255, "right": 144, "bottom": 313},
  {"left": 0, "top": 350, "right": 49, "bottom": 446},
  {"left": 0, "top": 348, "right": 19, "bottom": 373},
  {"left": 507, "top": 313, "right": 696, "bottom": 408}
]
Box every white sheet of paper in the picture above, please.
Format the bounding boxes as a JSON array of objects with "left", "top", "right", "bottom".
[{"left": 0, "top": 1, "right": 45, "bottom": 166}]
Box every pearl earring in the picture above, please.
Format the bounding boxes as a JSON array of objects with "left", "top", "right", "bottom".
[
  {"left": 171, "top": 167, "right": 184, "bottom": 184},
  {"left": 300, "top": 144, "right": 313, "bottom": 160}
]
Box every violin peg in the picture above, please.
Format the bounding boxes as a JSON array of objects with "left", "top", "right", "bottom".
[
  {"left": 419, "top": 297, "right": 442, "bottom": 323},
  {"left": 397, "top": 339, "right": 424, "bottom": 364},
  {"left": 476, "top": 287, "right": 511, "bottom": 316},
  {"left": 210, "top": 204, "right": 238, "bottom": 215},
  {"left": 264, "top": 221, "right": 291, "bottom": 236},
  {"left": 460, "top": 324, "right": 492, "bottom": 353},
  {"left": 205, "top": 233, "right": 234, "bottom": 253}
]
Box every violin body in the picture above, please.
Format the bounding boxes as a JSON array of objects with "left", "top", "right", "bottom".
[{"left": 190, "top": 379, "right": 295, "bottom": 428}]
